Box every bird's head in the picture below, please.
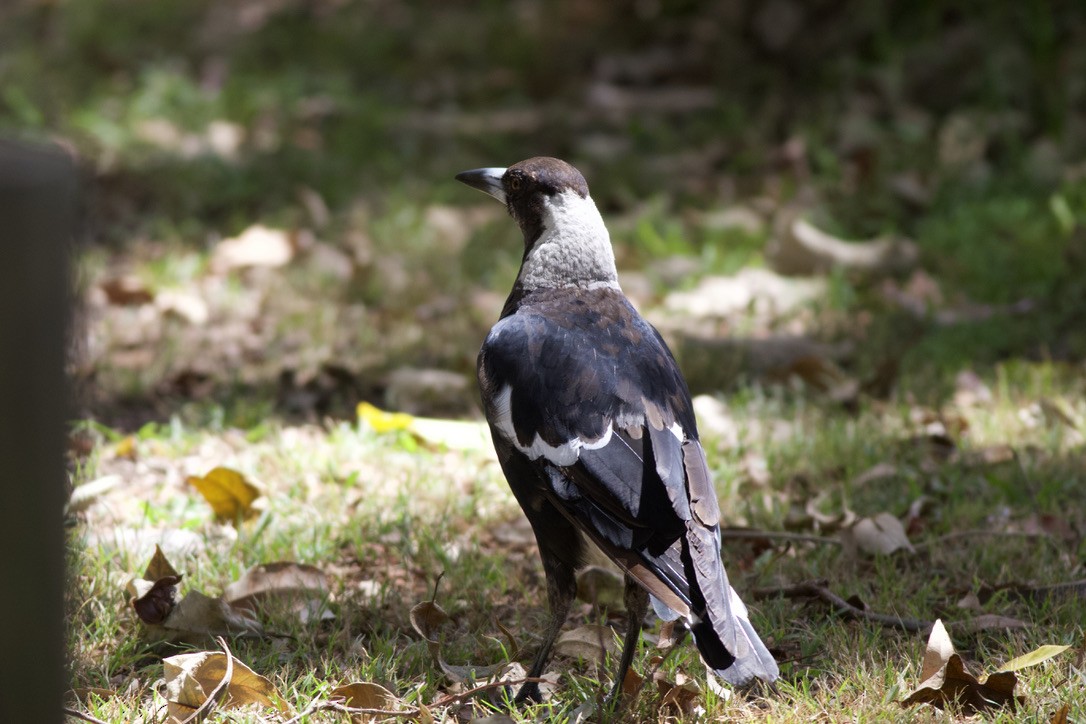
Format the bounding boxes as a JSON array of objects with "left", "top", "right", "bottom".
[{"left": 455, "top": 157, "right": 617, "bottom": 290}]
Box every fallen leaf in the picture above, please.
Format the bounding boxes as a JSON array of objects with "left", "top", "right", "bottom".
[
  {"left": 358, "top": 401, "right": 414, "bottom": 434},
  {"left": 187, "top": 467, "right": 261, "bottom": 521},
  {"left": 67, "top": 474, "right": 122, "bottom": 514},
  {"left": 151, "top": 590, "right": 264, "bottom": 640},
  {"left": 409, "top": 599, "right": 452, "bottom": 647},
  {"left": 1050, "top": 703, "right": 1070, "bottom": 724},
  {"left": 127, "top": 545, "right": 184, "bottom": 624},
  {"left": 844, "top": 512, "right": 915, "bottom": 555},
  {"left": 210, "top": 224, "right": 294, "bottom": 273},
  {"left": 771, "top": 216, "right": 917, "bottom": 276},
  {"left": 330, "top": 681, "right": 402, "bottom": 709},
  {"left": 142, "top": 544, "right": 181, "bottom": 581},
  {"left": 407, "top": 417, "right": 492, "bottom": 452},
  {"left": 99, "top": 275, "right": 154, "bottom": 305},
  {"left": 223, "top": 562, "right": 329, "bottom": 614},
  {"left": 554, "top": 624, "right": 617, "bottom": 664},
  {"left": 164, "top": 650, "right": 283, "bottom": 722},
  {"left": 996, "top": 644, "right": 1070, "bottom": 672},
  {"left": 902, "top": 619, "right": 1024, "bottom": 713},
  {"left": 130, "top": 575, "right": 183, "bottom": 624}
]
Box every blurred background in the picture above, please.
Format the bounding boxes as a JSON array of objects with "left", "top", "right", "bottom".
[{"left": 3, "top": 0, "right": 1084, "bottom": 427}]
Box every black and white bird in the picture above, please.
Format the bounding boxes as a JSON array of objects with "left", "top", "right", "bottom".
[{"left": 456, "top": 157, "right": 779, "bottom": 704}]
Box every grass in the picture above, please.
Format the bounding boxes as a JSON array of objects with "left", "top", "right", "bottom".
[{"left": 65, "top": 365, "right": 1086, "bottom": 721}]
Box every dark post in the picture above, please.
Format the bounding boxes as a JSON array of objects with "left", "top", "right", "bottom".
[{"left": 0, "top": 141, "right": 76, "bottom": 724}]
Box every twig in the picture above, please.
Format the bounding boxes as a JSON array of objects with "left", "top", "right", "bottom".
[
  {"left": 63, "top": 708, "right": 109, "bottom": 724},
  {"left": 431, "top": 676, "right": 549, "bottom": 707},
  {"left": 178, "top": 636, "right": 235, "bottom": 724},
  {"left": 912, "top": 529, "right": 1055, "bottom": 550},
  {"left": 754, "top": 580, "right": 932, "bottom": 633},
  {"left": 281, "top": 677, "right": 551, "bottom": 724},
  {"left": 719, "top": 528, "right": 842, "bottom": 546}
]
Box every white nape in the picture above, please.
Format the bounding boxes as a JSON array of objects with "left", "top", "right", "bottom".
[{"left": 516, "top": 190, "right": 620, "bottom": 291}]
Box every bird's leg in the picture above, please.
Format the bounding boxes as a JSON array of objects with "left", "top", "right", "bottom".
[
  {"left": 604, "top": 576, "right": 648, "bottom": 706},
  {"left": 514, "top": 557, "right": 576, "bottom": 704}
]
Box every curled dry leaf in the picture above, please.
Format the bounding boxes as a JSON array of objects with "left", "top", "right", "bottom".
[
  {"left": 131, "top": 575, "right": 183, "bottom": 624},
  {"left": 152, "top": 590, "right": 265, "bottom": 640},
  {"left": 843, "top": 513, "right": 915, "bottom": 556},
  {"left": 127, "top": 545, "right": 183, "bottom": 624},
  {"left": 66, "top": 473, "right": 122, "bottom": 514},
  {"left": 553, "top": 624, "right": 617, "bottom": 664},
  {"left": 164, "top": 650, "right": 283, "bottom": 722},
  {"left": 409, "top": 599, "right": 451, "bottom": 649},
  {"left": 187, "top": 467, "right": 261, "bottom": 521},
  {"left": 223, "top": 562, "right": 330, "bottom": 622},
  {"left": 902, "top": 619, "right": 1024, "bottom": 714}
]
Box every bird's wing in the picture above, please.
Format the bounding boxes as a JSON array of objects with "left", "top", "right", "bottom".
[{"left": 478, "top": 293, "right": 699, "bottom": 601}]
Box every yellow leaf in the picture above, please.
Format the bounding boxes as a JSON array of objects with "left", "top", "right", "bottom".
[
  {"left": 187, "top": 467, "right": 260, "bottom": 521},
  {"left": 114, "top": 436, "right": 137, "bottom": 459},
  {"left": 357, "top": 401, "right": 415, "bottom": 433},
  {"left": 997, "top": 644, "right": 1071, "bottom": 673}
]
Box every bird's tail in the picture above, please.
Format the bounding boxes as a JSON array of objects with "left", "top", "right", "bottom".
[{"left": 683, "top": 522, "right": 779, "bottom": 686}]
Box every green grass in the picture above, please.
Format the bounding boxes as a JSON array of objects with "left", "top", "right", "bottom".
[{"left": 66, "top": 373, "right": 1086, "bottom": 721}]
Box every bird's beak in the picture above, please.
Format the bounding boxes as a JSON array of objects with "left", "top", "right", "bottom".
[{"left": 455, "top": 167, "right": 507, "bottom": 204}]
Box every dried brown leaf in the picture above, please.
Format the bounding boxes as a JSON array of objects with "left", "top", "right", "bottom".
[
  {"left": 844, "top": 512, "right": 915, "bottom": 556},
  {"left": 553, "top": 624, "right": 617, "bottom": 664},
  {"left": 902, "top": 619, "right": 1025, "bottom": 713},
  {"left": 330, "top": 681, "right": 401, "bottom": 709},
  {"left": 164, "top": 650, "right": 283, "bottom": 722},
  {"left": 222, "top": 561, "right": 328, "bottom": 613},
  {"left": 100, "top": 275, "right": 154, "bottom": 306},
  {"left": 153, "top": 590, "right": 264, "bottom": 639}
]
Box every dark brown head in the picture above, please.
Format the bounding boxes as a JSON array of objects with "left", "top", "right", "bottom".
[{"left": 456, "top": 157, "right": 616, "bottom": 290}]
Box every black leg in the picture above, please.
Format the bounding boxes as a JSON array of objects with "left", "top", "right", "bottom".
[
  {"left": 605, "top": 576, "right": 648, "bottom": 705},
  {"left": 515, "top": 552, "right": 577, "bottom": 704}
]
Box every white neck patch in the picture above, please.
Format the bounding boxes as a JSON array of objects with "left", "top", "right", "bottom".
[{"left": 516, "top": 190, "right": 620, "bottom": 291}]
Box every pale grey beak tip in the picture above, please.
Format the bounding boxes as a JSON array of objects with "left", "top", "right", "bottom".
[{"left": 455, "top": 166, "right": 507, "bottom": 204}]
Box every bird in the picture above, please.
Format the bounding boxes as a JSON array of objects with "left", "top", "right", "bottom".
[{"left": 456, "top": 157, "right": 779, "bottom": 705}]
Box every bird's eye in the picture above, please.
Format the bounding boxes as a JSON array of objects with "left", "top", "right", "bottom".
[{"left": 508, "top": 176, "right": 521, "bottom": 192}]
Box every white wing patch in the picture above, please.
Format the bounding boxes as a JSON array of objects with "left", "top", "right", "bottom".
[
  {"left": 491, "top": 386, "right": 613, "bottom": 466},
  {"left": 668, "top": 421, "right": 684, "bottom": 441}
]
